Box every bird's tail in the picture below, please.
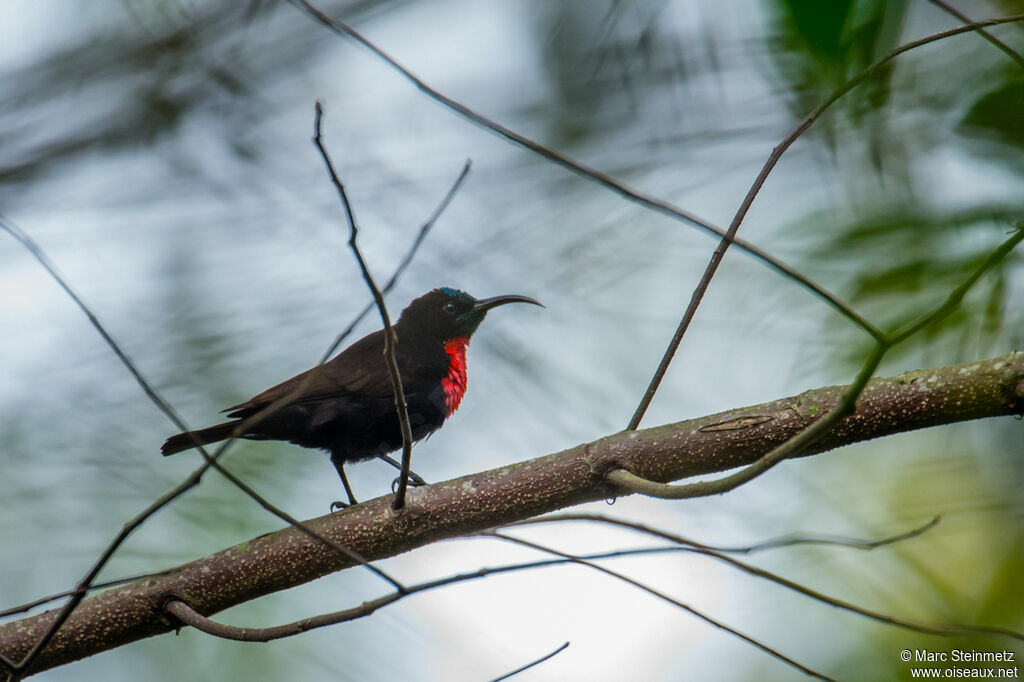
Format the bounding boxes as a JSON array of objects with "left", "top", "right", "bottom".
[{"left": 161, "top": 421, "right": 240, "bottom": 456}]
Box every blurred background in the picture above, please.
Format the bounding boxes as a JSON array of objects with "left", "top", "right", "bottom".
[{"left": 1, "top": 1, "right": 1022, "bottom": 680}]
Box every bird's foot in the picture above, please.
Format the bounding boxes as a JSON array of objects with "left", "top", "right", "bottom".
[
  {"left": 391, "top": 475, "right": 428, "bottom": 493},
  {"left": 330, "top": 500, "right": 350, "bottom": 512}
]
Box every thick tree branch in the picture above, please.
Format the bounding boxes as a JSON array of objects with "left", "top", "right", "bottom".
[{"left": 2, "top": 352, "right": 1022, "bottom": 675}]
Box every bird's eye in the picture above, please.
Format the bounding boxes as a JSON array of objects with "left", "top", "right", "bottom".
[{"left": 443, "top": 302, "right": 457, "bottom": 314}]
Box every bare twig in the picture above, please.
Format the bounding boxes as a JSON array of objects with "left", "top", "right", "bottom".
[
  {"left": 0, "top": 570, "right": 174, "bottom": 620},
  {"left": 119, "top": 516, "right": 939, "bottom": 646},
  {"left": 719, "top": 516, "right": 942, "bottom": 553},
  {"left": 1, "top": 515, "right": 936, "bottom": 621},
  {"left": 508, "top": 513, "right": 942, "bottom": 555},
  {"left": 3, "top": 512, "right": 929, "bottom": 624},
  {"left": 157, "top": 545, "right": 737, "bottom": 643},
  {"left": 928, "top": 0, "right": 1024, "bottom": 69},
  {"left": 887, "top": 226, "right": 1024, "bottom": 345},
  {"left": 311, "top": 102, "right": 415, "bottom": 510},
  {"left": 486, "top": 531, "right": 834, "bottom": 681},
  {"left": 509, "top": 515, "right": 1022, "bottom": 641},
  {"left": 319, "top": 159, "right": 472, "bottom": 363},
  {"left": 489, "top": 642, "right": 570, "bottom": 682}
]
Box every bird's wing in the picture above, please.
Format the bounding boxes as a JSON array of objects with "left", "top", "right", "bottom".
[{"left": 223, "top": 330, "right": 394, "bottom": 416}]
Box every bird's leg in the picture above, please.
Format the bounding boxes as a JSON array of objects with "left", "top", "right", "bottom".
[
  {"left": 376, "top": 453, "right": 428, "bottom": 486},
  {"left": 330, "top": 459, "right": 359, "bottom": 512}
]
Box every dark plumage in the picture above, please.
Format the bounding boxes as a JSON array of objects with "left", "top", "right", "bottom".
[{"left": 161, "top": 288, "right": 541, "bottom": 503}]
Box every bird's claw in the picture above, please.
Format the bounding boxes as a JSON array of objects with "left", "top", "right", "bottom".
[
  {"left": 390, "top": 475, "right": 428, "bottom": 493},
  {"left": 330, "top": 500, "right": 350, "bottom": 512}
]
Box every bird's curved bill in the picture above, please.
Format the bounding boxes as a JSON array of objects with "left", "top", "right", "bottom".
[{"left": 472, "top": 294, "right": 544, "bottom": 312}]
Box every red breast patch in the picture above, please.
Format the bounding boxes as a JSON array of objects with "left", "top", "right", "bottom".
[{"left": 441, "top": 337, "right": 469, "bottom": 417}]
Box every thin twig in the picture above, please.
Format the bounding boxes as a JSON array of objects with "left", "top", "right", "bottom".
[
  {"left": 0, "top": 570, "right": 174, "bottom": 620},
  {"left": 489, "top": 642, "right": 570, "bottom": 682},
  {"left": 719, "top": 516, "right": 942, "bottom": 553},
  {"left": 311, "top": 102, "right": 415, "bottom": 510},
  {"left": 507, "top": 516, "right": 1022, "bottom": 641},
  {"left": 508, "top": 513, "right": 942, "bottom": 555},
  {"left": 927, "top": 0, "right": 1024, "bottom": 69},
  {"left": 319, "top": 159, "right": 472, "bottom": 363},
  {"left": 7, "top": 511, "right": 932, "bottom": 626},
  {"left": 486, "top": 531, "right": 834, "bottom": 681},
  {"left": 5, "top": 544, "right": 683, "bottom": 624},
  {"left": 3, "top": 513, "right": 934, "bottom": 619},
  {"left": 97, "top": 516, "right": 936, "bottom": 645},
  {"left": 887, "top": 225, "right": 1024, "bottom": 345},
  {"left": 159, "top": 545, "right": 734, "bottom": 642}
]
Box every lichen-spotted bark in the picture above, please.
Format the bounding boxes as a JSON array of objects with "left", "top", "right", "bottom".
[{"left": 2, "top": 352, "right": 1021, "bottom": 676}]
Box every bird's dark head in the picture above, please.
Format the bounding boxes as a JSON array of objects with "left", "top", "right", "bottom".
[{"left": 398, "top": 287, "right": 542, "bottom": 341}]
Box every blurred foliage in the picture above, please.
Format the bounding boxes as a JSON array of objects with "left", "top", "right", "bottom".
[
  {"left": 0, "top": 2, "right": 259, "bottom": 187},
  {"left": 769, "top": 0, "right": 1024, "bottom": 371},
  {"left": 796, "top": 206, "right": 1023, "bottom": 366},
  {"left": 535, "top": 0, "right": 708, "bottom": 146},
  {"left": 960, "top": 71, "right": 1024, "bottom": 150},
  {"left": 0, "top": 0, "right": 398, "bottom": 194},
  {"left": 773, "top": 0, "right": 906, "bottom": 97},
  {"left": 768, "top": 0, "right": 907, "bottom": 171}
]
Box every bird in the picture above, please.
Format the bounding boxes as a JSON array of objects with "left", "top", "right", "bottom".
[{"left": 161, "top": 287, "right": 542, "bottom": 506}]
